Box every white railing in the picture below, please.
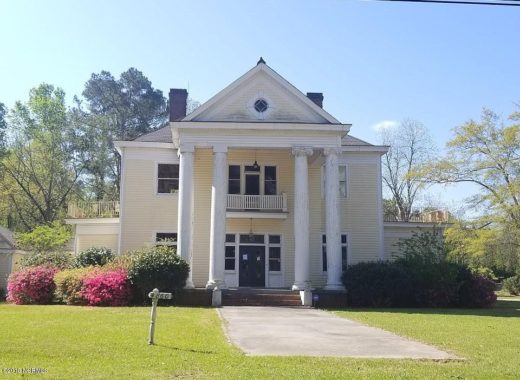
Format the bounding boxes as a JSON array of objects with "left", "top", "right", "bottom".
[
  {"left": 227, "top": 193, "right": 288, "bottom": 212},
  {"left": 67, "top": 201, "right": 120, "bottom": 219}
]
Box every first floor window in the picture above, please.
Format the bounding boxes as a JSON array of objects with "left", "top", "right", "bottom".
[
  {"left": 156, "top": 232, "right": 177, "bottom": 246},
  {"left": 157, "top": 164, "right": 179, "bottom": 193},
  {"left": 225, "top": 246, "right": 236, "bottom": 270},
  {"left": 268, "top": 235, "right": 281, "bottom": 272},
  {"left": 322, "top": 234, "right": 347, "bottom": 272},
  {"left": 225, "top": 234, "right": 236, "bottom": 270}
]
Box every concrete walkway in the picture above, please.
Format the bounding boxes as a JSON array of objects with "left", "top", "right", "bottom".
[{"left": 218, "top": 306, "right": 457, "bottom": 359}]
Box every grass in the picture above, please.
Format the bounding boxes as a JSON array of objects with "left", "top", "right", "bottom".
[{"left": 0, "top": 302, "right": 518, "bottom": 379}]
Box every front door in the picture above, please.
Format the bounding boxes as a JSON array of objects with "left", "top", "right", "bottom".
[
  {"left": 239, "top": 245, "right": 265, "bottom": 287},
  {"left": 245, "top": 173, "right": 260, "bottom": 195}
]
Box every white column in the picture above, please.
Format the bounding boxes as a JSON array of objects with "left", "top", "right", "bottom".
[
  {"left": 207, "top": 144, "right": 228, "bottom": 290},
  {"left": 177, "top": 145, "right": 195, "bottom": 288},
  {"left": 291, "top": 147, "right": 313, "bottom": 291},
  {"left": 324, "top": 147, "right": 344, "bottom": 290}
]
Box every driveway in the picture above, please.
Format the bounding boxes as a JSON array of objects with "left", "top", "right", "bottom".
[{"left": 218, "top": 306, "right": 457, "bottom": 359}]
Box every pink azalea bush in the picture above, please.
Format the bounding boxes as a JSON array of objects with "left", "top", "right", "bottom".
[
  {"left": 81, "top": 268, "right": 131, "bottom": 306},
  {"left": 7, "top": 265, "right": 59, "bottom": 305}
]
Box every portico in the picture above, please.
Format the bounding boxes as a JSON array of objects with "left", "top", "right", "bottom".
[{"left": 172, "top": 119, "right": 348, "bottom": 292}]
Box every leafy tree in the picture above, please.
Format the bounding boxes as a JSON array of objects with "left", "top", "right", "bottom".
[
  {"left": 424, "top": 108, "right": 520, "bottom": 277},
  {"left": 0, "top": 102, "right": 7, "bottom": 158},
  {"left": 0, "top": 102, "right": 13, "bottom": 228},
  {"left": 0, "top": 84, "right": 87, "bottom": 229},
  {"left": 75, "top": 68, "right": 167, "bottom": 198},
  {"left": 422, "top": 108, "right": 520, "bottom": 228},
  {"left": 380, "top": 119, "right": 435, "bottom": 221},
  {"left": 17, "top": 222, "right": 72, "bottom": 254},
  {"left": 445, "top": 220, "right": 519, "bottom": 278}
]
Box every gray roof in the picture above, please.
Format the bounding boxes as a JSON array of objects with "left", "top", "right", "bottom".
[
  {"left": 133, "top": 126, "right": 173, "bottom": 143},
  {"left": 341, "top": 135, "right": 373, "bottom": 146},
  {"left": 132, "top": 126, "right": 373, "bottom": 147}
]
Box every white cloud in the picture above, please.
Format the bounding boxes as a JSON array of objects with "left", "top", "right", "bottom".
[{"left": 371, "top": 120, "right": 398, "bottom": 131}]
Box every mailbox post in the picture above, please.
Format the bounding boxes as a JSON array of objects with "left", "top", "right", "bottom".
[{"left": 147, "top": 288, "right": 172, "bottom": 345}]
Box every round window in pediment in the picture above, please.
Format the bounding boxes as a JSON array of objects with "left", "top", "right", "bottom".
[{"left": 254, "top": 98, "right": 269, "bottom": 113}]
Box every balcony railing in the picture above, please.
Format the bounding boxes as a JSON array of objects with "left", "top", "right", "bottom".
[
  {"left": 384, "top": 208, "right": 451, "bottom": 223},
  {"left": 227, "top": 193, "right": 288, "bottom": 212},
  {"left": 67, "top": 201, "right": 120, "bottom": 219}
]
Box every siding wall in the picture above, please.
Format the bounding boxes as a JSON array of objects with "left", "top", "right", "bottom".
[
  {"left": 309, "top": 152, "right": 383, "bottom": 286},
  {"left": 0, "top": 252, "right": 12, "bottom": 290},
  {"left": 0, "top": 250, "right": 27, "bottom": 291},
  {"left": 119, "top": 147, "right": 179, "bottom": 254},
  {"left": 341, "top": 153, "right": 383, "bottom": 264},
  {"left": 384, "top": 224, "right": 441, "bottom": 259},
  {"left": 119, "top": 146, "right": 384, "bottom": 288},
  {"left": 77, "top": 234, "right": 119, "bottom": 254}
]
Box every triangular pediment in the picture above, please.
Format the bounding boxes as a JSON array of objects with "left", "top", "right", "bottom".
[{"left": 183, "top": 62, "right": 339, "bottom": 124}]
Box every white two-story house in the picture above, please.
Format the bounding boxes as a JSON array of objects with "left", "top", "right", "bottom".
[{"left": 67, "top": 59, "right": 446, "bottom": 300}]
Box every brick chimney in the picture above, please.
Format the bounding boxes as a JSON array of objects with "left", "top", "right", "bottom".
[
  {"left": 169, "top": 88, "right": 188, "bottom": 121},
  {"left": 306, "top": 92, "right": 324, "bottom": 108}
]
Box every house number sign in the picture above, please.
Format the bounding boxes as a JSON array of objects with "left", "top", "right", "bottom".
[{"left": 147, "top": 288, "right": 172, "bottom": 345}]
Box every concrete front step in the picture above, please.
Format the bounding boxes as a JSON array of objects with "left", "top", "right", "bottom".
[{"left": 222, "top": 289, "right": 302, "bottom": 307}]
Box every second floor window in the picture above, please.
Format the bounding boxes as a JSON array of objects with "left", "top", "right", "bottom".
[
  {"left": 228, "top": 165, "right": 241, "bottom": 194},
  {"left": 339, "top": 165, "right": 347, "bottom": 198},
  {"left": 321, "top": 164, "right": 348, "bottom": 198},
  {"left": 157, "top": 164, "right": 179, "bottom": 194},
  {"left": 264, "top": 166, "right": 277, "bottom": 195}
]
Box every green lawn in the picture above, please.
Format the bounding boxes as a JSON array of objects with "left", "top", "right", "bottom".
[{"left": 0, "top": 302, "right": 518, "bottom": 379}]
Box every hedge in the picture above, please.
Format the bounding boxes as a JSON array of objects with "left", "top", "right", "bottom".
[{"left": 342, "top": 260, "right": 496, "bottom": 308}]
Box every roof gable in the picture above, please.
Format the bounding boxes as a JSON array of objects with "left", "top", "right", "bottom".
[{"left": 183, "top": 62, "right": 340, "bottom": 124}]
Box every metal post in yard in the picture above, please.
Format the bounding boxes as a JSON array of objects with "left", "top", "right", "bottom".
[{"left": 147, "top": 288, "right": 173, "bottom": 345}]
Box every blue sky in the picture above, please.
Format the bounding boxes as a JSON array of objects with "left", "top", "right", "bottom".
[{"left": 0, "top": 0, "right": 518, "bottom": 207}]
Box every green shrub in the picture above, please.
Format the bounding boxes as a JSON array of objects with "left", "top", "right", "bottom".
[
  {"left": 126, "top": 245, "right": 189, "bottom": 303},
  {"left": 503, "top": 275, "right": 520, "bottom": 295},
  {"left": 19, "top": 252, "right": 75, "bottom": 270},
  {"left": 396, "top": 258, "right": 465, "bottom": 307},
  {"left": 75, "top": 247, "right": 114, "bottom": 267},
  {"left": 17, "top": 223, "right": 71, "bottom": 254},
  {"left": 459, "top": 274, "right": 497, "bottom": 308},
  {"left": 342, "top": 262, "right": 413, "bottom": 307},
  {"left": 343, "top": 260, "right": 496, "bottom": 308},
  {"left": 54, "top": 267, "right": 99, "bottom": 305}
]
